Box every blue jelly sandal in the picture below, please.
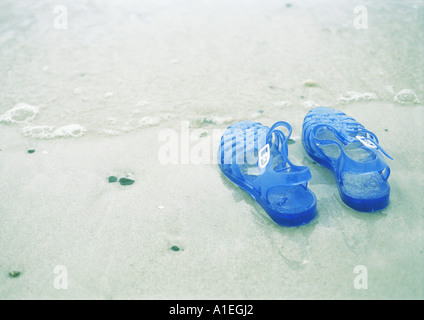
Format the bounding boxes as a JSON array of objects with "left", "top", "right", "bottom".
[
  {"left": 302, "top": 107, "right": 393, "bottom": 212},
  {"left": 218, "top": 121, "right": 317, "bottom": 227}
]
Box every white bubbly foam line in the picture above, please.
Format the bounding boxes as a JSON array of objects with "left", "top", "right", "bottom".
[
  {"left": 0, "top": 103, "right": 40, "bottom": 124},
  {"left": 22, "top": 124, "right": 87, "bottom": 139}
]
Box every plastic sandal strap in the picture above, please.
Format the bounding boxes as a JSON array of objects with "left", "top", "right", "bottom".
[
  {"left": 355, "top": 135, "right": 393, "bottom": 160},
  {"left": 253, "top": 165, "right": 312, "bottom": 192},
  {"left": 309, "top": 124, "right": 346, "bottom": 164},
  {"left": 338, "top": 153, "right": 390, "bottom": 178},
  {"left": 252, "top": 122, "right": 312, "bottom": 192}
]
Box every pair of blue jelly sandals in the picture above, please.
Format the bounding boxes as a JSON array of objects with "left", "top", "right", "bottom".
[{"left": 218, "top": 107, "right": 393, "bottom": 227}]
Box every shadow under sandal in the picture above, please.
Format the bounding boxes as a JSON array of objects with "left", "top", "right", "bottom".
[
  {"left": 218, "top": 121, "right": 317, "bottom": 227},
  {"left": 302, "top": 107, "right": 393, "bottom": 212}
]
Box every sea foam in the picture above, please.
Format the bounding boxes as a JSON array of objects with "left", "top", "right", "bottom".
[
  {"left": 338, "top": 91, "right": 378, "bottom": 104},
  {"left": 0, "top": 103, "right": 39, "bottom": 124},
  {"left": 394, "top": 89, "right": 421, "bottom": 104},
  {"left": 22, "top": 124, "right": 87, "bottom": 139}
]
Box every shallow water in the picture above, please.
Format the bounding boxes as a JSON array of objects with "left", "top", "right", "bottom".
[{"left": 0, "top": 0, "right": 423, "bottom": 299}]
